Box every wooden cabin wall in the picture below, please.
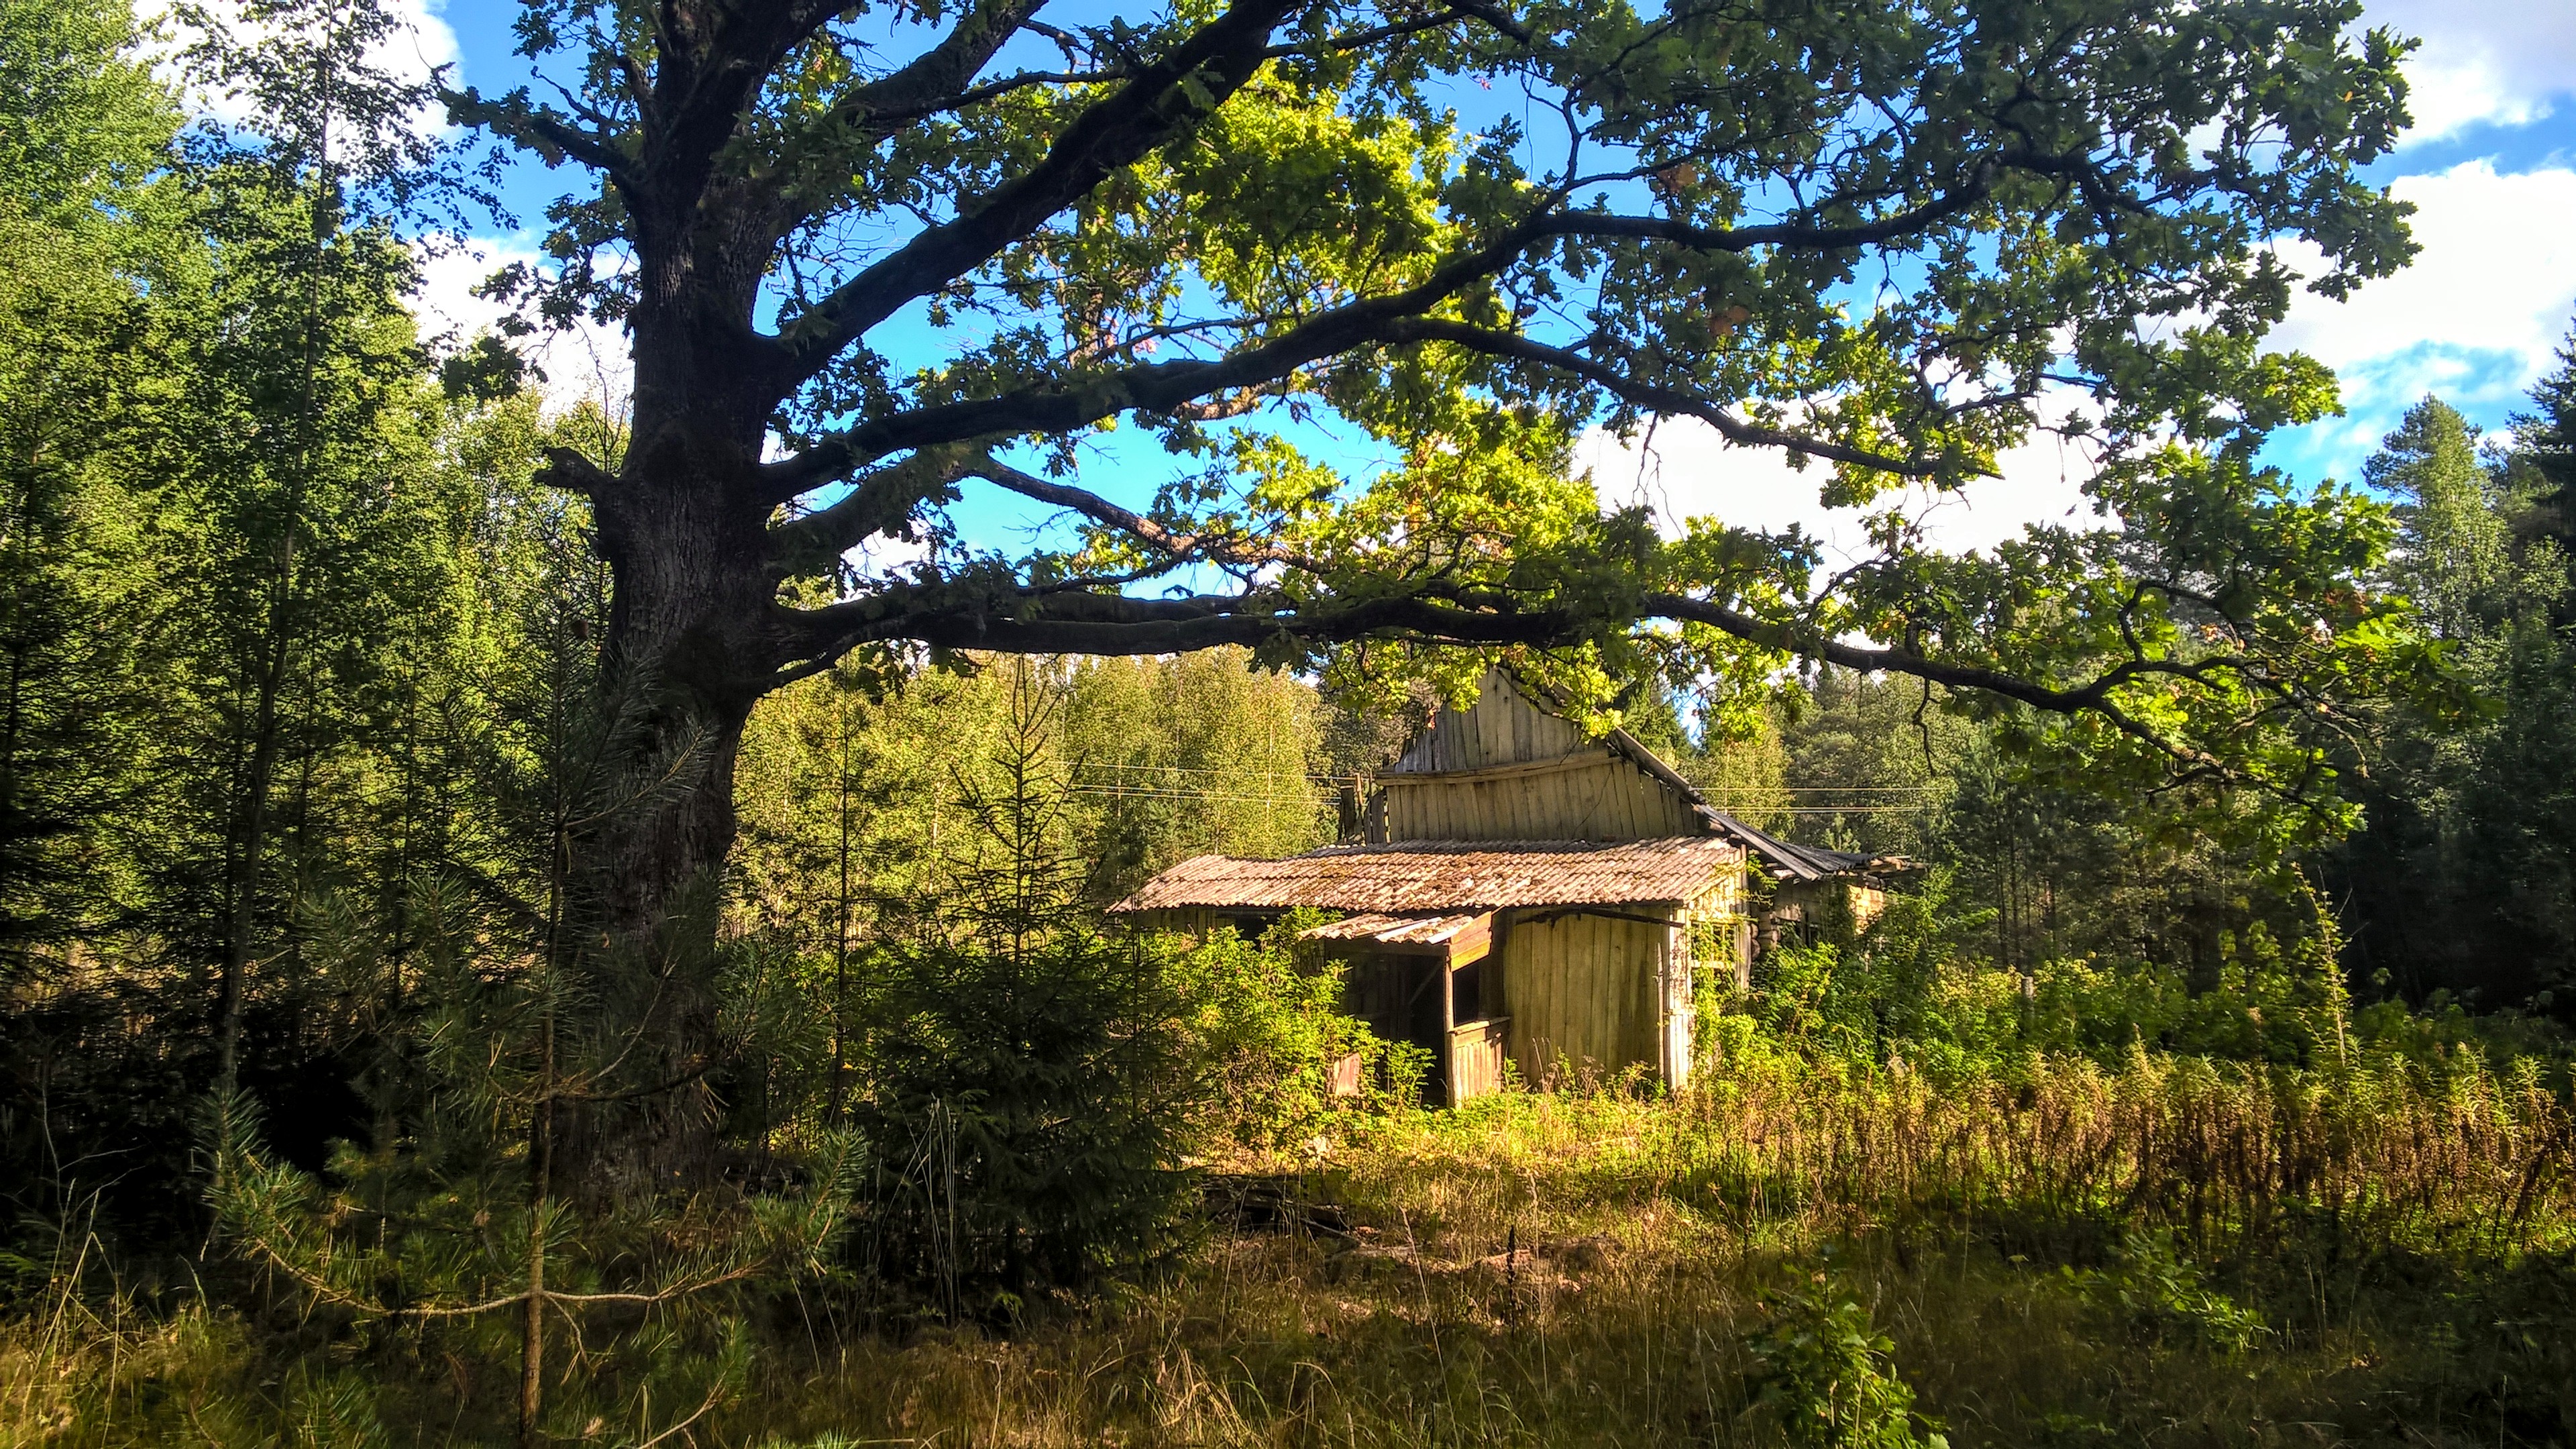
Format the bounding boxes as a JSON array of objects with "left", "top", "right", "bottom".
[
  {"left": 1499, "top": 910, "right": 1670, "bottom": 1084},
  {"left": 1376, "top": 755, "right": 1705, "bottom": 843},
  {"left": 1391, "top": 671, "right": 1588, "bottom": 772},
  {"left": 1766, "top": 879, "right": 1889, "bottom": 947}
]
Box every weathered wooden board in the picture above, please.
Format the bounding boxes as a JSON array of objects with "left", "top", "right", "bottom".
[
  {"left": 1446, "top": 1017, "right": 1511, "bottom": 1103},
  {"left": 1390, "top": 667, "right": 1590, "bottom": 773},
  {"left": 1499, "top": 908, "right": 1678, "bottom": 1084},
  {"left": 1379, "top": 757, "right": 1703, "bottom": 843}
]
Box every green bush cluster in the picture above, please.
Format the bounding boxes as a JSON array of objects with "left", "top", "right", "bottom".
[
  {"left": 1746, "top": 1269, "right": 1948, "bottom": 1449},
  {"left": 1161, "top": 914, "right": 1415, "bottom": 1147},
  {"left": 2056, "top": 1230, "right": 2268, "bottom": 1354},
  {"left": 1711, "top": 869, "right": 2572, "bottom": 1091},
  {"left": 848, "top": 916, "right": 1395, "bottom": 1310}
]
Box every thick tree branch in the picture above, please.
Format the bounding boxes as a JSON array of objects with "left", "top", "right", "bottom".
[
  {"left": 750, "top": 0, "right": 1053, "bottom": 190},
  {"left": 538, "top": 446, "right": 617, "bottom": 496},
  {"left": 1642, "top": 592, "right": 2224, "bottom": 769},
  {"left": 1384, "top": 319, "right": 1948, "bottom": 477},
  {"left": 764, "top": 444, "right": 983, "bottom": 571},
  {"left": 763, "top": 165, "right": 2039, "bottom": 498},
  {"left": 771, "top": 0, "right": 1301, "bottom": 386},
  {"left": 772, "top": 577, "right": 2228, "bottom": 773},
  {"left": 779, "top": 584, "right": 1570, "bottom": 664},
  {"left": 966, "top": 455, "right": 1311, "bottom": 568},
  {"left": 443, "top": 89, "right": 643, "bottom": 194},
  {"left": 642, "top": 0, "right": 855, "bottom": 219}
]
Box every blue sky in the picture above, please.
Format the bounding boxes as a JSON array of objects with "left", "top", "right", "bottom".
[{"left": 392, "top": 0, "right": 2576, "bottom": 570}]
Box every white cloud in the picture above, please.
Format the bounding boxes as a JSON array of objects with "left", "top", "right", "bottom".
[
  {"left": 2363, "top": 0, "right": 2576, "bottom": 143},
  {"left": 150, "top": 0, "right": 462, "bottom": 138},
  {"left": 1574, "top": 398, "right": 2107, "bottom": 574},
  {"left": 843, "top": 531, "right": 934, "bottom": 584},
  {"left": 410, "top": 236, "right": 633, "bottom": 415},
  {"left": 2269, "top": 160, "right": 2576, "bottom": 413}
]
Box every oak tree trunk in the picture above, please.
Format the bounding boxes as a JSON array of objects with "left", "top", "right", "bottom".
[{"left": 562, "top": 303, "right": 786, "bottom": 1195}]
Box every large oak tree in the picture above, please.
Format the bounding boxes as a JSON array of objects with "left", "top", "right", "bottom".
[{"left": 447, "top": 0, "right": 2425, "bottom": 1161}]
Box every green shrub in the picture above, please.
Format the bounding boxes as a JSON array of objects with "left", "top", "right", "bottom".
[
  {"left": 850, "top": 925, "right": 1190, "bottom": 1309},
  {"left": 1713, "top": 868, "right": 2526, "bottom": 1085},
  {"left": 1746, "top": 1270, "right": 1948, "bottom": 1449},
  {"left": 1162, "top": 913, "right": 1404, "bottom": 1148},
  {"left": 2058, "top": 1229, "right": 2268, "bottom": 1354}
]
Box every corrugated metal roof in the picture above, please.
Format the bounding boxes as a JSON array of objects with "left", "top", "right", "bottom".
[
  {"left": 1694, "top": 802, "right": 1896, "bottom": 880},
  {"left": 1297, "top": 911, "right": 1490, "bottom": 945},
  {"left": 1108, "top": 837, "right": 1743, "bottom": 914}
]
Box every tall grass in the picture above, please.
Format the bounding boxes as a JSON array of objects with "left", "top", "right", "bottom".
[
  {"left": 4, "top": 1024, "right": 2571, "bottom": 1446},
  {"left": 1326, "top": 1040, "right": 2573, "bottom": 1263}
]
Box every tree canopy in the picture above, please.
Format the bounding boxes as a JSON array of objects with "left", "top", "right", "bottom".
[{"left": 448, "top": 0, "right": 2430, "bottom": 823}]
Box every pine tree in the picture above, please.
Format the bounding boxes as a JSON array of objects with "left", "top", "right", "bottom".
[
  {"left": 852, "top": 658, "right": 1188, "bottom": 1305},
  {"left": 2368, "top": 396, "right": 2514, "bottom": 642},
  {"left": 2508, "top": 315, "right": 2576, "bottom": 543}
]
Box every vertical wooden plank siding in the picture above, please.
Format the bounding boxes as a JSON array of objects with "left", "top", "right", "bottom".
[
  {"left": 1659, "top": 911, "right": 1693, "bottom": 1091},
  {"left": 1502, "top": 909, "right": 1675, "bottom": 1085},
  {"left": 1391, "top": 668, "right": 1591, "bottom": 775},
  {"left": 1380, "top": 757, "right": 1705, "bottom": 844},
  {"left": 1446, "top": 1018, "right": 1510, "bottom": 1102}
]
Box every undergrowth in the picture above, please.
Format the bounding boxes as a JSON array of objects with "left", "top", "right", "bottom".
[{"left": 7, "top": 1038, "right": 2572, "bottom": 1448}]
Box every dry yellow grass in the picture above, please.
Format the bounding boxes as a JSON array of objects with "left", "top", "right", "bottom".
[{"left": 5, "top": 1059, "right": 2570, "bottom": 1448}]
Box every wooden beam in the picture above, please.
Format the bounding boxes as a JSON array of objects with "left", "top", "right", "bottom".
[{"left": 1374, "top": 748, "right": 1617, "bottom": 786}]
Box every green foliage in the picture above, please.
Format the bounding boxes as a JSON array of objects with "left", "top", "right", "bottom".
[
  {"left": 841, "top": 666, "right": 1392, "bottom": 1307},
  {"left": 851, "top": 925, "right": 1191, "bottom": 1306},
  {"left": 0, "top": 0, "right": 187, "bottom": 954},
  {"left": 451, "top": 0, "right": 2447, "bottom": 868},
  {"left": 1162, "top": 916, "right": 1395, "bottom": 1150},
  {"left": 1719, "top": 866, "right": 2404, "bottom": 1085},
  {"left": 733, "top": 649, "right": 1340, "bottom": 943},
  {"left": 2058, "top": 1230, "right": 2269, "bottom": 1354},
  {"left": 0, "top": 0, "right": 535, "bottom": 1252},
  {"left": 2373, "top": 397, "right": 2518, "bottom": 641},
  {"left": 3, "top": 6, "right": 2575, "bottom": 1445},
  {"left": 1747, "top": 1269, "right": 1947, "bottom": 1449},
  {"left": 2325, "top": 353, "right": 2576, "bottom": 1017},
  {"left": 842, "top": 661, "right": 1196, "bottom": 1308}
]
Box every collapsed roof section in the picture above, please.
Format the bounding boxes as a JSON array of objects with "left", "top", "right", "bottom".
[
  {"left": 1108, "top": 837, "right": 1748, "bottom": 914},
  {"left": 1596, "top": 726, "right": 1896, "bottom": 882}
]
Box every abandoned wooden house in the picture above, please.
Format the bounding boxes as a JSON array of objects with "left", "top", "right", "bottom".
[{"left": 1109, "top": 669, "right": 1900, "bottom": 1105}]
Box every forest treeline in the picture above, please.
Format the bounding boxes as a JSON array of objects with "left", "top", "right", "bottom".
[{"left": 5, "top": 0, "right": 2576, "bottom": 1440}]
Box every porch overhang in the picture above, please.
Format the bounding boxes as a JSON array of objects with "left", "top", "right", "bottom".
[{"left": 1297, "top": 910, "right": 1494, "bottom": 967}]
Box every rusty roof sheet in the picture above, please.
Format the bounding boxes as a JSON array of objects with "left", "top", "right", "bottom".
[
  {"left": 1109, "top": 837, "right": 1743, "bottom": 914},
  {"left": 1297, "top": 911, "right": 1490, "bottom": 946}
]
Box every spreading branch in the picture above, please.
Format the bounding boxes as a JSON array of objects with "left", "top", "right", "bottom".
[
  {"left": 760, "top": 166, "right": 2045, "bottom": 498},
  {"left": 1382, "top": 318, "right": 1948, "bottom": 477},
  {"left": 770, "top": 0, "right": 1303, "bottom": 386}
]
